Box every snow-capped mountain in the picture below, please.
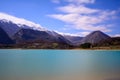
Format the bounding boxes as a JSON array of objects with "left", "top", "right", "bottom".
[
  {"left": 0, "top": 13, "right": 46, "bottom": 38},
  {"left": 0, "top": 13, "right": 71, "bottom": 45}
]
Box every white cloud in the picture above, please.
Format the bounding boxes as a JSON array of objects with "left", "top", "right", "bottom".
[
  {"left": 48, "top": 0, "right": 118, "bottom": 32},
  {"left": 48, "top": 10, "right": 114, "bottom": 32},
  {"left": 54, "top": 30, "right": 80, "bottom": 36},
  {"left": 49, "top": 0, "right": 120, "bottom": 36},
  {"left": 55, "top": 30, "right": 90, "bottom": 37},
  {"left": 74, "top": 24, "right": 111, "bottom": 32},
  {"left": 76, "top": 31, "right": 90, "bottom": 36},
  {"left": 57, "top": 4, "right": 99, "bottom": 14},
  {"left": 48, "top": 13, "right": 79, "bottom": 23}
]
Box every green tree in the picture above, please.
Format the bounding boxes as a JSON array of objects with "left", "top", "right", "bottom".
[{"left": 80, "top": 43, "right": 92, "bottom": 49}]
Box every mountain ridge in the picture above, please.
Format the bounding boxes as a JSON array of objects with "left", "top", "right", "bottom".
[{"left": 0, "top": 13, "right": 119, "bottom": 49}]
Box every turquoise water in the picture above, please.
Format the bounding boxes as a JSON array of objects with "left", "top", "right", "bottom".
[{"left": 0, "top": 49, "right": 120, "bottom": 80}]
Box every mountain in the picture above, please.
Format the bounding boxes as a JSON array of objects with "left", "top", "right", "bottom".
[
  {"left": 0, "top": 27, "right": 14, "bottom": 44},
  {"left": 80, "top": 31, "right": 112, "bottom": 45},
  {"left": 63, "top": 35, "right": 83, "bottom": 45},
  {"left": 0, "top": 13, "right": 71, "bottom": 48},
  {"left": 13, "top": 28, "right": 71, "bottom": 44},
  {"left": 0, "top": 13, "right": 119, "bottom": 49}
]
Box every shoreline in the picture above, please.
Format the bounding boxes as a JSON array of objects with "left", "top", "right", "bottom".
[{"left": 0, "top": 48, "right": 120, "bottom": 50}]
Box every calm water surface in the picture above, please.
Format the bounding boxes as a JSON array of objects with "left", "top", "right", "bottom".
[{"left": 0, "top": 49, "right": 120, "bottom": 80}]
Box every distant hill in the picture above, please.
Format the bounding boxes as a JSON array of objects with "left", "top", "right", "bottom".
[{"left": 80, "top": 31, "right": 112, "bottom": 45}]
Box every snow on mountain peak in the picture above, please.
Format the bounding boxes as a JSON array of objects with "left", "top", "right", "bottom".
[{"left": 0, "top": 12, "right": 46, "bottom": 31}]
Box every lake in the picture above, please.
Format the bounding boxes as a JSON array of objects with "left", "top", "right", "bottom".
[{"left": 0, "top": 49, "right": 120, "bottom": 80}]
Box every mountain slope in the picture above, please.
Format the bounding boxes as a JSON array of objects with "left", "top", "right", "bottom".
[
  {"left": 80, "top": 31, "right": 112, "bottom": 45},
  {"left": 0, "top": 27, "right": 14, "bottom": 44},
  {"left": 13, "top": 28, "right": 71, "bottom": 44}
]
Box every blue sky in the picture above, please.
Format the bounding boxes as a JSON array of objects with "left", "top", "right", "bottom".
[{"left": 0, "top": 0, "right": 120, "bottom": 36}]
